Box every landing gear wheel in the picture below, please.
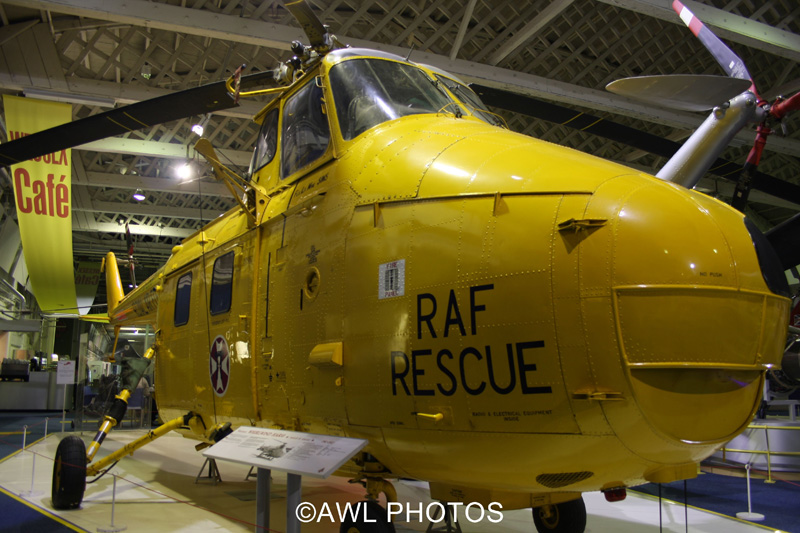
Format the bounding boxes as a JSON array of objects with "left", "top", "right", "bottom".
[
  {"left": 339, "top": 500, "right": 396, "bottom": 533},
  {"left": 532, "top": 497, "right": 586, "bottom": 533},
  {"left": 51, "top": 435, "right": 87, "bottom": 510}
]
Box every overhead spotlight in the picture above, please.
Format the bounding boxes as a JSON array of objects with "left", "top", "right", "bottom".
[
  {"left": 141, "top": 63, "right": 152, "bottom": 80},
  {"left": 132, "top": 189, "right": 146, "bottom": 201},
  {"left": 191, "top": 115, "right": 210, "bottom": 136},
  {"left": 176, "top": 162, "right": 193, "bottom": 180}
]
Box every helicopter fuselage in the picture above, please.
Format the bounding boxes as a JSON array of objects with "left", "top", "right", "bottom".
[{"left": 110, "top": 49, "right": 790, "bottom": 505}]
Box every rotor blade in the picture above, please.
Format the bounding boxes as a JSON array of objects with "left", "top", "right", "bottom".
[
  {"left": 285, "top": 0, "right": 327, "bottom": 48},
  {"left": 606, "top": 75, "right": 752, "bottom": 112},
  {"left": 473, "top": 83, "right": 682, "bottom": 158},
  {"left": 766, "top": 212, "right": 800, "bottom": 270},
  {"left": 472, "top": 83, "right": 800, "bottom": 206},
  {"left": 0, "top": 71, "right": 274, "bottom": 166},
  {"left": 672, "top": 0, "right": 752, "bottom": 82}
]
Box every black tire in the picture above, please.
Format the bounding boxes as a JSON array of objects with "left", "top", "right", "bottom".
[
  {"left": 532, "top": 497, "right": 587, "bottom": 533},
  {"left": 339, "top": 500, "right": 396, "bottom": 533},
  {"left": 51, "top": 436, "right": 87, "bottom": 510}
]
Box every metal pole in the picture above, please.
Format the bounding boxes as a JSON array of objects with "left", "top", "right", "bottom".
[
  {"left": 97, "top": 474, "right": 127, "bottom": 532},
  {"left": 62, "top": 384, "right": 67, "bottom": 432},
  {"left": 735, "top": 464, "right": 765, "bottom": 521},
  {"left": 746, "top": 465, "right": 753, "bottom": 513},
  {"left": 22, "top": 425, "right": 27, "bottom": 450},
  {"left": 764, "top": 427, "right": 775, "bottom": 483},
  {"left": 256, "top": 468, "right": 271, "bottom": 532},
  {"left": 29, "top": 445, "right": 36, "bottom": 494},
  {"left": 110, "top": 476, "right": 117, "bottom": 527},
  {"left": 286, "top": 474, "right": 302, "bottom": 533},
  {"left": 44, "top": 418, "right": 49, "bottom": 439}
]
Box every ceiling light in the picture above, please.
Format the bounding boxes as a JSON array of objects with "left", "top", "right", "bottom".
[
  {"left": 176, "top": 162, "right": 193, "bottom": 180},
  {"left": 132, "top": 189, "right": 146, "bottom": 201},
  {"left": 191, "top": 114, "right": 210, "bottom": 137}
]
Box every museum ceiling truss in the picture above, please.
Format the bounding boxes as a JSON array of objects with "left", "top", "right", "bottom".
[{"left": 0, "top": 0, "right": 798, "bottom": 292}]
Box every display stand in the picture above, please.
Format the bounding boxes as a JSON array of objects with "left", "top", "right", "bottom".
[
  {"left": 426, "top": 503, "right": 462, "bottom": 533},
  {"left": 195, "top": 458, "right": 222, "bottom": 485},
  {"left": 204, "top": 427, "right": 367, "bottom": 533},
  {"left": 56, "top": 360, "right": 75, "bottom": 432}
]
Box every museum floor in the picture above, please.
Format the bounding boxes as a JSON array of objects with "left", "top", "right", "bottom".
[{"left": 0, "top": 412, "right": 796, "bottom": 533}]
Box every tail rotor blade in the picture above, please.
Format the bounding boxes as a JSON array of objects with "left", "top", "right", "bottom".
[{"left": 672, "top": 1, "right": 752, "bottom": 82}]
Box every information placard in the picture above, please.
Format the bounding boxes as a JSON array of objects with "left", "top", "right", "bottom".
[
  {"left": 56, "top": 360, "right": 74, "bottom": 385},
  {"left": 203, "top": 427, "right": 367, "bottom": 478}
]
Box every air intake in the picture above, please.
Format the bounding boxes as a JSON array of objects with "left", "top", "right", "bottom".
[{"left": 536, "top": 472, "right": 593, "bottom": 489}]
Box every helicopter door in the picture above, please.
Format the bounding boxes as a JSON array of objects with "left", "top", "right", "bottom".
[
  {"left": 203, "top": 231, "right": 257, "bottom": 424},
  {"left": 158, "top": 261, "right": 217, "bottom": 422}
]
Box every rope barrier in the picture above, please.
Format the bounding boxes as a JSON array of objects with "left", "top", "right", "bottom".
[{"left": 1, "top": 429, "right": 282, "bottom": 532}]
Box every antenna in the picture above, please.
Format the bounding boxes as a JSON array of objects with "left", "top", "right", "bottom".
[{"left": 405, "top": 43, "right": 416, "bottom": 62}]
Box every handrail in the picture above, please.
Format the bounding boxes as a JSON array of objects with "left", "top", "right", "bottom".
[{"left": 720, "top": 422, "right": 800, "bottom": 483}]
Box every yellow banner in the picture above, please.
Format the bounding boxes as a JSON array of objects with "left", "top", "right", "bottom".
[
  {"left": 3, "top": 95, "right": 76, "bottom": 314},
  {"left": 76, "top": 260, "right": 101, "bottom": 315}
]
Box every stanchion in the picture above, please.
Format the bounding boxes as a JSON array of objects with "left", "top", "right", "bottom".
[
  {"left": 27, "top": 442, "right": 37, "bottom": 496},
  {"left": 736, "top": 464, "right": 765, "bottom": 522},
  {"left": 21, "top": 425, "right": 39, "bottom": 497},
  {"left": 97, "top": 475, "right": 127, "bottom": 532},
  {"left": 44, "top": 418, "right": 49, "bottom": 439},
  {"left": 62, "top": 385, "right": 67, "bottom": 433}
]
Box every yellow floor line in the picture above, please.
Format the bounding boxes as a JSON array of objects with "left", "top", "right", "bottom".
[
  {"left": 0, "top": 485, "right": 87, "bottom": 532},
  {"left": 0, "top": 431, "right": 25, "bottom": 435}
]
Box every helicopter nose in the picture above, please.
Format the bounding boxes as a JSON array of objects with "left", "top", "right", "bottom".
[{"left": 593, "top": 179, "right": 789, "bottom": 451}]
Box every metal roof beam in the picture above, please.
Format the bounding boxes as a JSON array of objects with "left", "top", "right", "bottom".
[
  {"left": 9, "top": 0, "right": 800, "bottom": 159},
  {"left": 76, "top": 137, "right": 252, "bottom": 167},
  {"left": 487, "top": 0, "right": 576, "bottom": 65},
  {"left": 75, "top": 171, "right": 230, "bottom": 197},
  {"left": 73, "top": 199, "right": 214, "bottom": 220},
  {"left": 72, "top": 218, "right": 194, "bottom": 238}
]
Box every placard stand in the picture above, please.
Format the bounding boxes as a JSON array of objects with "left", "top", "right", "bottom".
[
  {"left": 203, "top": 427, "right": 367, "bottom": 533},
  {"left": 56, "top": 360, "right": 75, "bottom": 432}
]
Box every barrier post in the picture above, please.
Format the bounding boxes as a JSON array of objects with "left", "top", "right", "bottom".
[{"left": 735, "top": 464, "right": 765, "bottom": 522}]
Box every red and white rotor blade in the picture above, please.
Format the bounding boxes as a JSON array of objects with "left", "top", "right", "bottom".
[{"left": 672, "top": 1, "right": 752, "bottom": 83}]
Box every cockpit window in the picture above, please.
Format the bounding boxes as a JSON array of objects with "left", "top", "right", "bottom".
[
  {"left": 281, "top": 81, "right": 330, "bottom": 178},
  {"left": 251, "top": 108, "right": 279, "bottom": 174},
  {"left": 329, "top": 59, "right": 456, "bottom": 140},
  {"left": 435, "top": 75, "right": 505, "bottom": 127}
]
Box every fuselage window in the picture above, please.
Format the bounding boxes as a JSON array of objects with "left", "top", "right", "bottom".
[
  {"left": 281, "top": 81, "right": 330, "bottom": 178},
  {"left": 174, "top": 272, "right": 192, "bottom": 326},
  {"left": 329, "top": 58, "right": 455, "bottom": 140},
  {"left": 210, "top": 251, "right": 234, "bottom": 315},
  {"left": 251, "top": 108, "right": 279, "bottom": 174}
]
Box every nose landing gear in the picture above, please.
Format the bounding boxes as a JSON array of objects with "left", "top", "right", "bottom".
[{"left": 532, "top": 496, "right": 586, "bottom": 533}]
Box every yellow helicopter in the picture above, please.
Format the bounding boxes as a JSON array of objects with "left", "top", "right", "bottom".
[{"left": 1, "top": 1, "right": 797, "bottom": 532}]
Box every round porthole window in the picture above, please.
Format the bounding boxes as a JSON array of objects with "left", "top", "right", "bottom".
[{"left": 304, "top": 268, "right": 320, "bottom": 300}]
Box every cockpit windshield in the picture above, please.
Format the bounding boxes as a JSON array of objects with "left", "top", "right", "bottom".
[
  {"left": 329, "top": 58, "right": 457, "bottom": 140},
  {"left": 435, "top": 75, "right": 505, "bottom": 127}
]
